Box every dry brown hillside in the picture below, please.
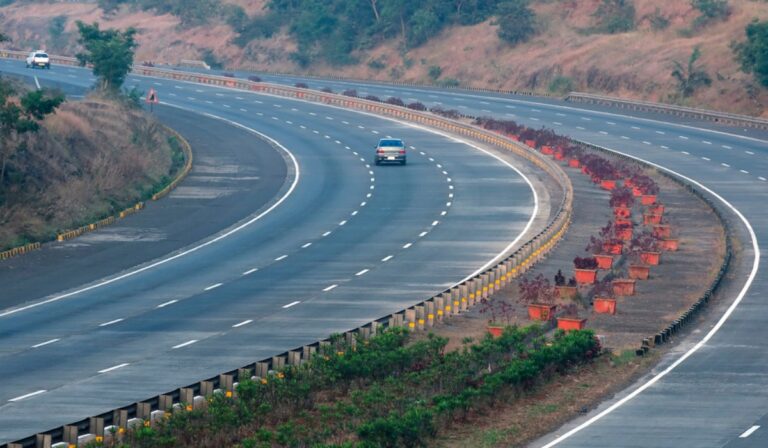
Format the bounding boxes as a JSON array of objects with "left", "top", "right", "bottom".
[{"left": 1, "top": 1, "right": 768, "bottom": 114}]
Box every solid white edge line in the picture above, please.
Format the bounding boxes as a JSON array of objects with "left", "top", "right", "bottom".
[
  {"left": 739, "top": 425, "right": 760, "bottom": 438},
  {"left": 9, "top": 390, "right": 46, "bottom": 402},
  {"left": 0, "top": 110, "right": 301, "bottom": 318},
  {"left": 32, "top": 338, "right": 59, "bottom": 348},
  {"left": 542, "top": 140, "right": 760, "bottom": 447},
  {"left": 283, "top": 300, "right": 301, "bottom": 308},
  {"left": 232, "top": 319, "right": 252, "bottom": 328},
  {"left": 172, "top": 340, "right": 198, "bottom": 349},
  {"left": 98, "top": 363, "right": 130, "bottom": 374}
]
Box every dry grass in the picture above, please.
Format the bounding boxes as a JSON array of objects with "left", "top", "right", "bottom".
[
  {"left": 2, "top": 1, "right": 766, "bottom": 113},
  {"left": 0, "top": 95, "right": 176, "bottom": 250}
]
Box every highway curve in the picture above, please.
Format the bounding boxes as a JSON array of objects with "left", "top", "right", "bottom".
[
  {"left": 227, "top": 70, "right": 768, "bottom": 446},
  {"left": 0, "top": 62, "right": 550, "bottom": 443}
]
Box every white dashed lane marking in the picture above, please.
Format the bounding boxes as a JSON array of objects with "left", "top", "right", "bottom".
[
  {"left": 157, "top": 299, "right": 177, "bottom": 308},
  {"left": 382, "top": 255, "right": 393, "bottom": 262},
  {"left": 172, "top": 340, "right": 197, "bottom": 349},
  {"left": 355, "top": 269, "right": 369, "bottom": 276},
  {"left": 9, "top": 390, "right": 47, "bottom": 402},
  {"left": 232, "top": 320, "right": 252, "bottom": 328},
  {"left": 323, "top": 284, "right": 338, "bottom": 292},
  {"left": 99, "top": 318, "right": 123, "bottom": 327},
  {"left": 283, "top": 301, "right": 301, "bottom": 309},
  {"left": 32, "top": 339, "right": 60, "bottom": 348},
  {"left": 204, "top": 283, "right": 223, "bottom": 291},
  {"left": 98, "top": 363, "right": 129, "bottom": 374},
  {"left": 242, "top": 268, "right": 258, "bottom": 275}
]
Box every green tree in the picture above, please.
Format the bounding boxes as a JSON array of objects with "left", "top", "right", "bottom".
[
  {"left": 496, "top": 0, "right": 536, "bottom": 46},
  {"left": 0, "top": 79, "right": 64, "bottom": 186},
  {"left": 591, "top": 0, "right": 635, "bottom": 34},
  {"left": 48, "top": 16, "right": 68, "bottom": 51},
  {"left": 733, "top": 20, "right": 768, "bottom": 88},
  {"left": 671, "top": 46, "right": 712, "bottom": 98},
  {"left": 691, "top": 0, "right": 730, "bottom": 30},
  {"left": 75, "top": 21, "right": 137, "bottom": 92}
]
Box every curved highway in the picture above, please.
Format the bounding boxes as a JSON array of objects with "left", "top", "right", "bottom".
[
  {"left": 221, "top": 69, "right": 768, "bottom": 446},
  {"left": 1, "top": 58, "right": 768, "bottom": 447},
  {"left": 0, "top": 61, "right": 545, "bottom": 443}
]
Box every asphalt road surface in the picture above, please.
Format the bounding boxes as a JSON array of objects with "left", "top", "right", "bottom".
[{"left": 0, "top": 61, "right": 543, "bottom": 443}]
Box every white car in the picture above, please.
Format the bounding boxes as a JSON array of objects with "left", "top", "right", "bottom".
[{"left": 26, "top": 51, "right": 50, "bottom": 69}]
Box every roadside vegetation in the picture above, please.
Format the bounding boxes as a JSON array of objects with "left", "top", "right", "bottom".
[
  {"left": 0, "top": 23, "right": 181, "bottom": 250},
  {"left": 107, "top": 326, "right": 600, "bottom": 448}
]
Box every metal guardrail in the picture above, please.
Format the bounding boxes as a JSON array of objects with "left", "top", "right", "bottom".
[
  {"left": 565, "top": 92, "right": 768, "bottom": 130},
  {"left": 1, "top": 54, "right": 575, "bottom": 448}
]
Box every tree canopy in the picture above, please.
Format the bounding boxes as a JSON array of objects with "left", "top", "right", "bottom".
[
  {"left": 75, "top": 21, "right": 138, "bottom": 92},
  {"left": 734, "top": 20, "right": 768, "bottom": 89}
]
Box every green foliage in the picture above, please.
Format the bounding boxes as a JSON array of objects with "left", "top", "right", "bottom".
[
  {"left": 0, "top": 79, "right": 64, "bottom": 187},
  {"left": 357, "top": 406, "right": 435, "bottom": 447},
  {"left": 671, "top": 46, "right": 712, "bottom": 98},
  {"left": 201, "top": 49, "right": 224, "bottom": 69},
  {"left": 427, "top": 65, "right": 442, "bottom": 81},
  {"left": 589, "top": 0, "right": 636, "bottom": 34},
  {"left": 548, "top": 75, "right": 574, "bottom": 95},
  {"left": 222, "top": 4, "right": 248, "bottom": 32},
  {"left": 691, "top": 0, "right": 731, "bottom": 30},
  {"left": 734, "top": 20, "right": 768, "bottom": 88},
  {"left": 48, "top": 15, "right": 67, "bottom": 46},
  {"left": 496, "top": 0, "right": 537, "bottom": 46},
  {"left": 647, "top": 7, "right": 669, "bottom": 31},
  {"left": 75, "top": 21, "right": 138, "bottom": 92}
]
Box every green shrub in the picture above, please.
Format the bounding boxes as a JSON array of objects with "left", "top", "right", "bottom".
[
  {"left": 496, "top": 0, "right": 537, "bottom": 46},
  {"left": 733, "top": 20, "right": 768, "bottom": 88},
  {"left": 691, "top": 0, "right": 731, "bottom": 30},
  {"left": 428, "top": 65, "right": 442, "bottom": 81},
  {"left": 548, "top": 75, "right": 575, "bottom": 95},
  {"left": 589, "top": 0, "right": 636, "bottom": 34}
]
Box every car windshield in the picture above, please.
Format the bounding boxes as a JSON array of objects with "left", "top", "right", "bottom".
[
  {"left": 379, "top": 140, "right": 403, "bottom": 147},
  {"left": 35, "top": 53, "right": 48, "bottom": 58}
]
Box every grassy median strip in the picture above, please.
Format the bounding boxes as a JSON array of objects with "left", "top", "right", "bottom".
[{"left": 112, "top": 326, "right": 600, "bottom": 448}]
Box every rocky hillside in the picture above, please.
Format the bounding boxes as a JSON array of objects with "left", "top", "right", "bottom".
[{"left": 1, "top": 0, "right": 767, "bottom": 115}]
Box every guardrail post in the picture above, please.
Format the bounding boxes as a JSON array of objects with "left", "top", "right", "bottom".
[
  {"left": 158, "top": 394, "right": 172, "bottom": 411},
  {"left": 481, "top": 274, "right": 489, "bottom": 299},
  {"left": 237, "top": 368, "right": 251, "bottom": 382},
  {"left": 135, "top": 402, "right": 151, "bottom": 420},
  {"left": 271, "top": 355, "right": 286, "bottom": 371},
  {"left": 114, "top": 409, "right": 128, "bottom": 428},
  {"left": 36, "top": 434, "right": 51, "bottom": 448},
  {"left": 459, "top": 283, "right": 469, "bottom": 307},
  {"left": 255, "top": 362, "right": 269, "bottom": 379},
  {"left": 62, "top": 425, "right": 77, "bottom": 445},
  {"left": 288, "top": 351, "right": 302, "bottom": 366},
  {"left": 488, "top": 270, "right": 496, "bottom": 295},
  {"left": 179, "top": 388, "right": 194, "bottom": 409},
  {"left": 219, "top": 374, "right": 234, "bottom": 393},
  {"left": 88, "top": 417, "right": 104, "bottom": 438},
  {"left": 405, "top": 308, "right": 417, "bottom": 330},
  {"left": 200, "top": 380, "right": 214, "bottom": 396},
  {"left": 434, "top": 296, "right": 444, "bottom": 321}
]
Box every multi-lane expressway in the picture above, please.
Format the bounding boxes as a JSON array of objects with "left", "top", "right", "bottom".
[{"left": 1, "top": 59, "right": 767, "bottom": 447}]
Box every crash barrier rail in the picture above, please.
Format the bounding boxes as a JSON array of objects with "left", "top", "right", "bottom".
[
  {"left": 576, "top": 140, "right": 733, "bottom": 357},
  {"left": 566, "top": 92, "right": 768, "bottom": 130},
  {"left": 1, "top": 61, "right": 576, "bottom": 448},
  {"left": 0, "top": 242, "right": 40, "bottom": 260},
  {"left": 151, "top": 125, "right": 194, "bottom": 201}
]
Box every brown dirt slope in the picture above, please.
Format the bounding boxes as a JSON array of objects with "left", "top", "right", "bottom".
[
  {"left": 1, "top": 1, "right": 767, "bottom": 114},
  {"left": 0, "top": 95, "right": 179, "bottom": 250}
]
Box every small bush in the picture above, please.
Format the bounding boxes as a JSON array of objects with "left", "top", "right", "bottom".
[
  {"left": 248, "top": 75, "right": 262, "bottom": 82},
  {"left": 589, "top": 0, "right": 636, "bottom": 34},
  {"left": 407, "top": 102, "right": 427, "bottom": 111},
  {"left": 436, "top": 78, "right": 460, "bottom": 88},
  {"left": 368, "top": 59, "right": 386, "bottom": 71},
  {"left": 428, "top": 65, "right": 442, "bottom": 81},
  {"left": 295, "top": 82, "right": 308, "bottom": 88},
  {"left": 497, "top": 0, "right": 538, "bottom": 46},
  {"left": 691, "top": 0, "right": 731, "bottom": 30},
  {"left": 365, "top": 95, "right": 381, "bottom": 102},
  {"left": 548, "top": 75, "right": 574, "bottom": 95},
  {"left": 733, "top": 20, "right": 768, "bottom": 88},
  {"left": 342, "top": 89, "right": 358, "bottom": 97},
  {"left": 385, "top": 97, "right": 405, "bottom": 107},
  {"left": 221, "top": 72, "right": 235, "bottom": 78},
  {"left": 321, "top": 87, "right": 334, "bottom": 94}
]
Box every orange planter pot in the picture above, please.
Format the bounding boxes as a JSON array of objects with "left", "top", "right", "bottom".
[
  {"left": 595, "top": 254, "right": 613, "bottom": 270},
  {"left": 629, "top": 264, "right": 650, "bottom": 280},
  {"left": 556, "top": 286, "right": 578, "bottom": 300},
  {"left": 632, "top": 187, "right": 643, "bottom": 197},
  {"left": 643, "top": 213, "right": 663, "bottom": 225},
  {"left": 593, "top": 297, "right": 617, "bottom": 314},
  {"left": 653, "top": 225, "right": 671, "bottom": 239},
  {"left": 525, "top": 139, "right": 536, "bottom": 148},
  {"left": 612, "top": 279, "right": 636, "bottom": 296},
  {"left": 569, "top": 159, "right": 581, "bottom": 168},
  {"left": 647, "top": 204, "right": 665, "bottom": 215},
  {"left": 603, "top": 242, "right": 623, "bottom": 255},
  {"left": 616, "top": 227, "right": 633, "bottom": 241},
  {"left": 528, "top": 304, "right": 557, "bottom": 321},
  {"left": 541, "top": 145, "right": 554, "bottom": 155},
  {"left": 641, "top": 195, "right": 657, "bottom": 205},
  {"left": 613, "top": 207, "right": 631, "bottom": 219},
  {"left": 487, "top": 326, "right": 504, "bottom": 338},
  {"left": 641, "top": 251, "right": 661, "bottom": 265},
  {"left": 557, "top": 317, "right": 587, "bottom": 331},
  {"left": 554, "top": 152, "right": 565, "bottom": 160},
  {"left": 624, "top": 179, "right": 635, "bottom": 188},
  {"left": 615, "top": 218, "right": 632, "bottom": 227},
  {"left": 574, "top": 269, "right": 597, "bottom": 285},
  {"left": 661, "top": 238, "right": 679, "bottom": 251},
  {"left": 600, "top": 179, "right": 617, "bottom": 190}
]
